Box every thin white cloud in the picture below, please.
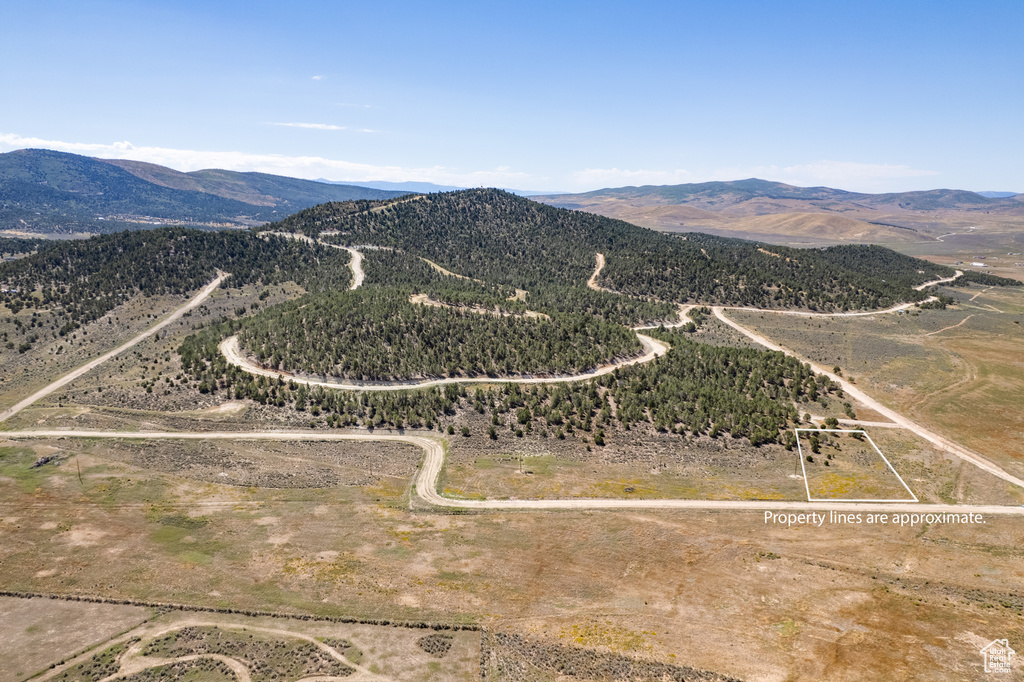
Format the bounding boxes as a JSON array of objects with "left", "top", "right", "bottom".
[
  {"left": 311, "top": 75, "right": 323, "bottom": 81},
  {"left": 267, "top": 122, "right": 345, "bottom": 131},
  {"left": 570, "top": 161, "right": 940, "bottom": 193},
  {"left": 0, "top": 133, "right": 532, "bottom": 187},
  {"left": 571, "top": 168, "right": 696, "bottom": 189}
]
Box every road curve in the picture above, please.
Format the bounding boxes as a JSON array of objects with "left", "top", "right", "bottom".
[
  {"left": 712, "top": 307, "right": 1024, "bottom": 490},
  {"left": 261, "top": 230, "right": 364, "bottom": 290},
  {"left": 3, "top": 429, "right": 1021, "bottom": 516},
  {"left": 719, "top": 270, "right": 962, "bottom": 318},
  {"left": 219, "top": 333, "right": 668, "bottom": 392},
  {"left": 914, "top": 270, "right": 963, "bottom": 291},
  {"left": 0, "top": 273, "right": 229, "bottom": 424},
  {"left": 586, "top": 252, "right": 613, "bottom": 293}
]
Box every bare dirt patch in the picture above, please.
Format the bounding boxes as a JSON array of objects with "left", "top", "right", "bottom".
[{"left": 0, "top": 596, "right": 150, "bottom": 682}]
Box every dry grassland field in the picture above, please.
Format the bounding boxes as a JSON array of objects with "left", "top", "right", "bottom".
[
  {"left": 1, "top": 433, "right": 1024, "bottom": 681},
  {"left": 2, "top": 235, "right": 1023, "bottom": 680},
  {"left": 727, "top": 283, "right": 1024, "bottom": 479}
]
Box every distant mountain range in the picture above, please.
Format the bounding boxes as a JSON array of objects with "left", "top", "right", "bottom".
[
  {"left": 533, "top": 179, "right": 1024, "bottom": 244},
  {"left": 317, "top": 178, "right": 566, "bottom": 197},
  {"left": 3, "top": 148, "right": 1021, "bottom": 244},
  {"left": 0, "top": 149, "right": 408, "bottom": 234}
]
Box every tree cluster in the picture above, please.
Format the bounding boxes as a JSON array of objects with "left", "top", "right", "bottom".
[
  {"left": 234, "top": 289, "right": 642, "bottom": 380},
  {"left": 949, "top": 270, "right": 1022, "bottom": 287}
]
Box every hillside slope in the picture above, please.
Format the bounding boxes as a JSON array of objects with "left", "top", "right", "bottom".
[
  {"left": 0, "top": 149, "right": 408, "bottom": 234},
  {"left": 265, "top": 188, "right": 957, "bottom": 311}
]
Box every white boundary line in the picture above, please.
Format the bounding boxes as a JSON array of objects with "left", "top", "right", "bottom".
[{"left": 795, "top": 428, "right": 918, "bottom": 503}]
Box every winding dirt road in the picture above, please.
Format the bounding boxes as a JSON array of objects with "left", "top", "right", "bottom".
[
  {"left": 914, "top": 270, "right": 963, "bottom": 291},
  {"left": 0, "top": 273, "right": 229, "bottom": 423},
  {"left": 219, "top": 333, "right": 668, "bottom": 391},
  {"left": 925, "top": 314, "right": 974, "bottom": 336},
  {"left": 260, "top": 231, "right": 363, "bottom": 289},
  {"left": 6, "top": 246, "right": 1013, "bottom": 519},
  {"left": 4, "top": 429, "right": 1021, "bottom": 515},
  {"left": 219, "top": 247, "right": 685, "bottom": 390}
]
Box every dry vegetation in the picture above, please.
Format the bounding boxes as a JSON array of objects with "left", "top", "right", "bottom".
[
  {"left": 728, "top": 283, "right": 1024, "bottom": 477},
  {"left": 797, "top": 430, "right": 914, "bottom": 501},
  {"left": 0, "top": 597, "right": 150, "bottom": 682},
  {"left": 23, "top": 607, "right": 481, "bottom": 681},
  {"left": 2, "top": 421, "right": 1023, "bottom": 680}
]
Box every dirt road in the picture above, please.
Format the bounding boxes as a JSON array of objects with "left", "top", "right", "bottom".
[
  {"left": 586, "top": 252, "right": 612, "bottom": 293},
  {"left": 924, "top": 314, "right": 974, "bottom": 336},
  {"left": 0, "top": 273, "right": 229, "bottom": 423},
  {"left": 342, "top": 246, "right": 364, "bottom": 289},
  {"left": 261, "top": 230, "right": 363, "bottom": 289},
  {"left": 219, "top": 333, "right": 668, "bottom": 391},
  {"left": 914, "top": 270, "right": 963, "bottom": 291},
  {"left": 712, "top": 307, "right": 1024, "bottom": 490},
  {"left": 4, "top": 429, "right": 1022, "bottom": 516}
]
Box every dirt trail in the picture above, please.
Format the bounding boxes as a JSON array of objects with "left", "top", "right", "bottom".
[
  {"left": 5, "top": 429, "right": 1022, "bottom": 515},
  {"left": 409, "top": 293, "right": 549, "bottom": 320},
  {"left": 913, "top": 270, "right": 963, "bottom": 291},
  {"left": 634, "top": 304, "right": 694, "bottom": 330},
  {"left": 0, "top": 273, "right": 229, "bottom": 423},
  {"left": 586, "top": 252, "right": 614, "bottom": 293},
  {"left": 836, "top": 419, "right": 904, "bottom": 429},
  {"left": 969, "top": 287, "right": 992, "bottom": 301},
  {"left": 104, "top": 652, "right": 253, "bottom": 682},
  {"left": 712, "top": 307, "right": 1024, "bottom": 490},
  {"left": 221, "top": 247, "right": 680, "bottom": 390},
  {"left": 588, "top": 254, "right": 695, "bottom": 330},
  {"left": 419, "top": 257, "right": 484, "bottom": 284},
  {"left": 36, "top": 612, "right": 383, "bottom": 682},
  {"left": 925, "top": 314, "right": 974, "bottom": 337},
  {"left": 120, "top": 620, "right": 380, "bottom": 679}
]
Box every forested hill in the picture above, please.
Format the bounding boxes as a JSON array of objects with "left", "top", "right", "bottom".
[
  {"left": 0, "top": 227, "right": 352, "bottom": 326},
  {"left": 0, "top": 149, "right": 408, "bottom": 234},
  {"left": 263, "top": 188, "right": 957, "bottom": 311}
]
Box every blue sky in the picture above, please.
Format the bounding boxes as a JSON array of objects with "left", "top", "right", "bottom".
[{"left": 2, "top": 0, "right": 1022, "bottom": 193}]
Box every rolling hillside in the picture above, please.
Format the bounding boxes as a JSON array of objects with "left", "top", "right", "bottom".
[
  {"left": 265, "top": 188, "right": 958, "bottom": 310},
  {"left": 0, "top": 149, "right": 408, "bottom": 234},
  {"left": 534, "top": 179, "right": 1024, "bottom": 244}
]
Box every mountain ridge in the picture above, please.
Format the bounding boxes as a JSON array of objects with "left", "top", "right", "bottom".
[
  {"left": 533, "top": 179, "right": 1024, "bottom": 243},
  {"left": 0, "top": 148, "right": 409, "bottom": 234}
]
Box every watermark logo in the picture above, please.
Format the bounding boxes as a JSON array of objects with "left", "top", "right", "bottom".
[{"left": 981, "top": 639, "right": 1015, "bottom": 674}]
